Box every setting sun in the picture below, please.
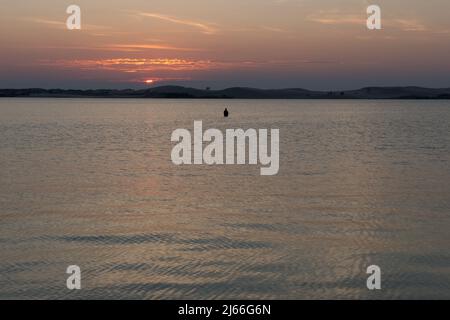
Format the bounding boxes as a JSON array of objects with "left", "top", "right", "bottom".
[{"left": 145, "top": 79, "right": 154, "bottom": 84}]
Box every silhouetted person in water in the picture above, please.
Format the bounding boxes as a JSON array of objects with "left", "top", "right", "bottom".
[{"left": 224, "top": 108, "right": 229, "bottom": 118}]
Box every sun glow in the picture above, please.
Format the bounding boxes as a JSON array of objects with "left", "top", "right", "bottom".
[{"left": 145, "top": 79, "right": 154, "bottom": 84}]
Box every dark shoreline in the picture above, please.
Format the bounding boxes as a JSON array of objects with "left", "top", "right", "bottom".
[{"left": 1, "top": 86, "right": 450, "bottom": 99}]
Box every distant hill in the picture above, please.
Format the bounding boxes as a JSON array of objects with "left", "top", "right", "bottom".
[{"left": 1, "top": 86, "right": 450, "bottom": 99}]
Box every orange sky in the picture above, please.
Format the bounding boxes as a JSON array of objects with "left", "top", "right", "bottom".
[{"left": 1, "top": 0, "right": 449, "bottom": 89}]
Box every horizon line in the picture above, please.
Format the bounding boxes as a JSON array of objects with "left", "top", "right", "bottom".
[{"left": 2, "top": 85, "right": 450, "bottom": 92}]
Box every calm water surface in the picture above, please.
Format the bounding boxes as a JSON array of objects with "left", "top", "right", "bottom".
[{"left": 0, "top": 99, "right": 449, "bottom": 299}]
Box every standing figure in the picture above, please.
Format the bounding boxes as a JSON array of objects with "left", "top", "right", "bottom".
[{"left": 224, "top": 108, "right": 229, "bottom": 118}]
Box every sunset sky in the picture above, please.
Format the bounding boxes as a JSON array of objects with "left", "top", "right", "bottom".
[{"left": 1, "top": 0, "right": 449, "bottom": 90}]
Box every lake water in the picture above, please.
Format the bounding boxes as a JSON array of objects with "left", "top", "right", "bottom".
[{"left": 0, "top": 98, "right": 449, "bottom": 299}]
